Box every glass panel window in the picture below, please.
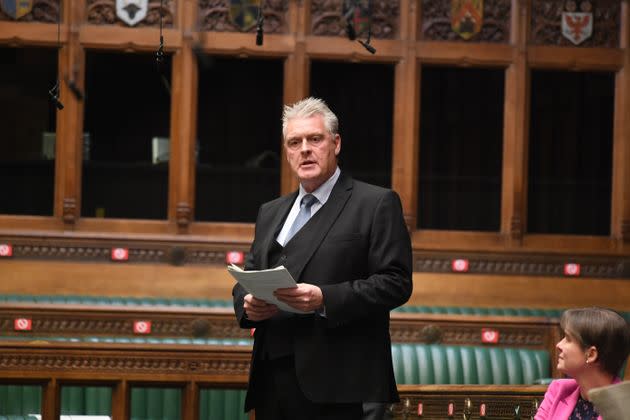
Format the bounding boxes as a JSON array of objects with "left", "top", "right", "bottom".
[
  {"left": 0, "top": 384, "right": 42, "bottom": 419},
  {"left": 0, "top": 47, "right": 58, "bottom": 216},
  {"left": 82, "top": 51, "right": 172, "bottom": 219},
  {"left": 528, "top": 70, "right": 614, "bottom": 235},
  {"left": 199, "top": 388, "right": 247, "bottom": 420},
  {"left": 417, "top": 66, "right": 504, "bottom": 231},
  {"left": 196, "top": 57, "right": 283, "bottom": 222},
  {"left": 60, "top": 385, "right": 112, "bottom": 418},
  {"left": 130, "top": 387, "right": 181, "bottom": 420},
  {"left": 310, "top": 61, "right": 394, "bottom": 188}
]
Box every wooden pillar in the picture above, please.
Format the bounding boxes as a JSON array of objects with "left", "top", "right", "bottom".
[
  {"left": 168, "top": 0, "right": 198, "bottom": 231},
  {"left": 55, "top": 0, "right": 85, "bottom": 225},
  {"left": 280, "top": 0, "right": 309, "bottom": 194},
  {"left": 42, "top": 378, "right": 58, "bottom": 420},
  {"left": 612, "top": 1, "right": 630, "bottom": 249},
  {"left": 181, "top": 382, "right": 198, "bottom": 420},
  {"left": 111, "top": 380, "right": 129, "bottom": 420},
  {"left": 501, "top": 0, "right": 530, "bottom": 246},
  {"left": 391, "top": 0, "right": 419, "bottom": 230}
]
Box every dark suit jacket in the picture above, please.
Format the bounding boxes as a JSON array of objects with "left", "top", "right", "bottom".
[{"left": 233, "top": 173, "right": 413, "bottom": 409}]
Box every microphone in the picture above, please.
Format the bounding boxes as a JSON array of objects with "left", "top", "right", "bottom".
[
  {"left": 344, "top": 5, "right": 356, "bottom": 40},
  {"left": 256, "top": 19, "right": 264, "bottom": 46},
  {"left": 48, "top": 80, "right": 64, "bottom": 110},
  {"left": 66, "top": 77, "right": 84, "bottom": 101},
  {"left": 358, "top": 39, "right": 375, "bottom": 54},
  {"left": 357, "top": 0, "right": 376, "bottom": 54},
  {"left": 255, "top": 0, "right": 264, "bottom": 46}
]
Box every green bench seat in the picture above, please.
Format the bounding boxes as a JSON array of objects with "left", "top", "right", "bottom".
[
  {"left": 392, "top": 343, "right": 550, "bottom": 385},
  {"left": 2, "top": 294, "right": 628, "bottom": 321}
]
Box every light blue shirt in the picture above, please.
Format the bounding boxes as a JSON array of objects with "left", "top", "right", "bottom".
[{"left": 276, "top": 167, "right": 341, "bottom": 246}]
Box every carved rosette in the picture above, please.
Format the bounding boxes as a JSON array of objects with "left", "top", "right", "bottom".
[
  {"left": 86, "top": 0, "right": 174, "bottom": 27},
  {"left": 311, "top": 0, "right": 399, "bottom": 39},
  {"left": 199, "top": 0, "right": 288, "bottom": 33},
  {"left": 63, "top": 198, "right": 77, "bottom": 225},
  {"left": 176, "top": 202, "right": 191, "bottom": 228},
  {"left": 420, "top": 0, "right": 510, "bottom": 43},
  {"left": 0, "top": 0, "right": 58, "bottom": 23},
  {"left": 620, "top": 219, "right": 630, "bottom": 242},
  {"left": 530, "top": 0, "right": 619, "bottom": 47}
]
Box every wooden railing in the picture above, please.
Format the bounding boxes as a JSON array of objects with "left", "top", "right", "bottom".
[
  {"left": 0, "top": 302, "right": 562, "bottom": 378},
  {"left": 0, "top": 340, "right": 550, "bottom": 420}
]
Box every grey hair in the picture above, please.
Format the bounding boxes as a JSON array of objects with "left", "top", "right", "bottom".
[{"left": 282, "top": 97, "right": 339, "bottom": 139}]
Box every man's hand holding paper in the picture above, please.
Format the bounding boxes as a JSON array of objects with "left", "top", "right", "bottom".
[
  {"left": 227, "top": 264, "right": 315, "bottom": 315},
  {"left": 274, "top": 283, "right": 323, "bottom": 313}
]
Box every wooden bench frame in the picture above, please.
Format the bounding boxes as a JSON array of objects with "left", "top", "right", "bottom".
[
  {"left": 0, "top": 302, "right": 563, "bottom": 378},
  {"left": 0, "top": 340, "right": 550, "bottom": 420}
]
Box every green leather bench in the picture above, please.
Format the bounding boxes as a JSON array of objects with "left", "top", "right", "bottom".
[
  {"left": 2, "top": 294, "right": 628, "bottom": 321},
  {"left": 392, "top": 343, "right": 550, "bottom": 385},
  {"left": 0, "top": 336, "right": 251, "bottom": 420},
  {"left": 0, "top": 384, "right": 248, "bottom": 420}
]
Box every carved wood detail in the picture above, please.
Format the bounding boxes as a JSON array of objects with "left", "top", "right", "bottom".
[
  {"left": 1, "top": 235, "right": 627, "bottom": 278},
  {"left": 86, "top": 0, "right": 175, "bottom": 27},
  {"left": 621, "top": 219, "right": 630, "bottom": 242},
  {"left": 176, "top": 202, "right": 191, "bottom": 228},
  {"left": 198, "top": 0, "right": 288, "bottom": 34},
  {"left": 530, "top": 0, "right": 620, "bottom": 47},
  {"left": 414, "top": 255, "right": 625, "bottom": 278},
  {"left": 0, "top": 350, "right": 251, "bottom": 376},
  {"left": 0, "top": 0, "right": 59, "bottom": 23},
  {"left": 63, "top": 198, "right": 77, "bottom": 224},
  {"left": 420, "top": 0, "right": 510, "bottom": 43},
  {"left": 311, "top": 0, "right": 399, "bottom": 39},
  {"left": 390, "top": 324, "right": 546, "bottom": 348}
]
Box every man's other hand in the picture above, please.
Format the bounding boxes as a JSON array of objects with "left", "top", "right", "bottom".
[
  {"left": 244, "top": 294, "right": 279, "bottom": 321},
  {"left": 274, "top": 283, "right": 323, "bottom": 313}
]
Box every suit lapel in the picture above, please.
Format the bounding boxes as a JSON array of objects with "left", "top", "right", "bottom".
[
  {"left": 283, "top": 174, "right": 353, "bottom": 281},
  {"left": 260, "top": 192, "right": 297, "bottom": 269}
]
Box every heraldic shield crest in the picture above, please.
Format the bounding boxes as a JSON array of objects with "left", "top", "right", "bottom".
[
  {"left": 451, "top": 0, "right": 483, "bottom": 40},
  {"left": 342, "top": 0, "right": 371, "bottom": 38},
  {"left": 116, "top": 0, "right": 148, "bottom": 26},
  {"left": 0, "top": 0, "right": 33, "bottom": 19},
  {"left": 561, "top": 0, "right": 593, "bottom": 45},
  {"left": 229, "top": 0, "right": 259, "bottom": 31}
]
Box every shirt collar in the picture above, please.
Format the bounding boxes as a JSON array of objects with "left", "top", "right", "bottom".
[{"left": 297, "top": 166, "right": 340, "bottom": 205}]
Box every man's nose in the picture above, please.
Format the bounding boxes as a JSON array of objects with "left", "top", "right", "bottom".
[{"left": 299, "top": 139, "right": 311, "bottom": 152}]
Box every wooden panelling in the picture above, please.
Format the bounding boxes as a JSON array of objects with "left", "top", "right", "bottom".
[
  {"left": 409, "top": 272, "right": 630, "bottom": 311},
  {"left": 0, "top": 0, "right": 628, "bottom": 306},
  {"left": 1, "top": 260, "right": 629, "bottom": 312}
]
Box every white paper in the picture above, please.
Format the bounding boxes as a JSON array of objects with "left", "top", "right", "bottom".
[{"left": 228, "top": 264, "right": 312, "bottom": 314}]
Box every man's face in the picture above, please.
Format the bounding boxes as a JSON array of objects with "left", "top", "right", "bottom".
[{"left": 284, "top": 114, "right": 341, "bottom": 192}]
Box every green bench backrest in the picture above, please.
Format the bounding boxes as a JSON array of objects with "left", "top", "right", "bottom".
[
  {"left": 2, "top": 294, "right": 629, "bottom": 322},
  {"left": 0, "top": 385, "right": 247, "bottom": 420},
  {"left": 392, "top": 344, "right": 550, "bottom": 385}
]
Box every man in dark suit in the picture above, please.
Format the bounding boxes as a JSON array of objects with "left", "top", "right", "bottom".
[{"left": 232, "top": 97, "right": 412, "bottom": 420}]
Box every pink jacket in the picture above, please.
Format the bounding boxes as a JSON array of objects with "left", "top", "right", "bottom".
[{"left": 535, "top": 378, "right": 621, "bottom": 420}]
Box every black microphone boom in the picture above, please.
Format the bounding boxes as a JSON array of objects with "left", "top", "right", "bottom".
[
  {"left": 48, "top": 81, "right": 64, "bottom": 110},
  {"left": 255, "top": 0, "right": 264, "bottom": 46}
]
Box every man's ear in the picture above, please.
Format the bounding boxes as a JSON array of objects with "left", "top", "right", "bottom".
[{"left": 334, "top": 134, "right": 341, "bottom": 156}]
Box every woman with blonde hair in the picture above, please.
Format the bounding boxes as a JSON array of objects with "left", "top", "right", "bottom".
[{"left": 535, "top": 307, "right": 630, "bottom": 420}]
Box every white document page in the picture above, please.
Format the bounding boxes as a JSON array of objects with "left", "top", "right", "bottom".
[{"left": 227, "top": 264, "right": 313, "bottom": 314}]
